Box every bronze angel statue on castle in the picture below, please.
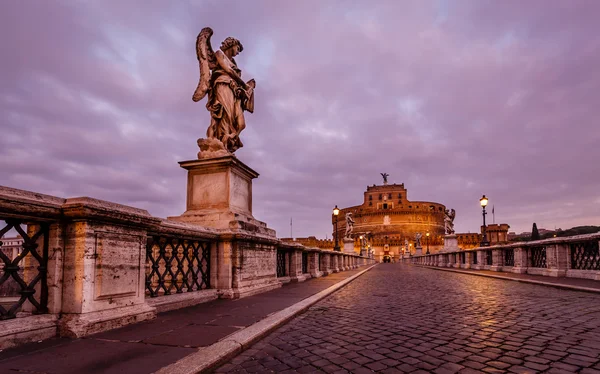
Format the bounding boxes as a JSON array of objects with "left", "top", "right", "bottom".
[{"left": 192, "top": 27, "right": 255, "bottom": 156}]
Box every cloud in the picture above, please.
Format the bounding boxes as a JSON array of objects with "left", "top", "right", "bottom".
[{"left": 0, "top": 0, "right": 598, "bottom": 239}]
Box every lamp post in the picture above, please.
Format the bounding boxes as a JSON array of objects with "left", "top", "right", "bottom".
[
  {"left": 359, "top": 235, "right": 365, "bottom": 256},
  {"left": 333, "top": 205, "right": 340, "bottom": 251},
  {"left": 480, "top": 195, "right": 490, "bottom": 247},
  {"left": 426, "top": 232, "right": 430, "bottom": 254}
]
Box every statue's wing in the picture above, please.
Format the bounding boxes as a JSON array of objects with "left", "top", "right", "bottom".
[{"left": 192, "top": 27, "right": 217, "bottom": 102}]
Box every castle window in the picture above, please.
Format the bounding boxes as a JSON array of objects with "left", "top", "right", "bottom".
[
  {"left": 398, "top": 193, "right": 402, "bottom": 199},
  {"left": 383, "top": 203, "right": 388, "bottom": 209},
  {"left": 379, "top": 194, "right": 382, "bottom": 200},
  {"left": 439, "top": 207, "right": 443, "bottom": 211},
  {"left": 369, "top": 201, "right": 372, "bottom": 206},
  {"left": 388, "top": 193, "right": 392, "bottom": 199},
  {"left": 369, "top": 195, "right": 372, "bottom": 200},
  {"left": 408, "top": 205, "right": 412, "bottom": 209}
]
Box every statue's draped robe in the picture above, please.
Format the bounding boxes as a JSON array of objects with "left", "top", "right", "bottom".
[{"left": 206, "top": 54, "right": 254, "bottom": 153}]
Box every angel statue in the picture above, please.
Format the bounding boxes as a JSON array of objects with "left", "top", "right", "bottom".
[
  {"left": 192, "top": 27, "right": 256, "bottom": 157},
  {"left": 344, "top": 212, "right": 355, "bottom": 240},
  {"left": 415, "top": 232, "right": 422, "bottom": 247},
  {"left": 444, "top": 208, "right": 456, "bottom": 235},
  {"left": 380, "top": 173, "right": 389, "bottom": 185}
]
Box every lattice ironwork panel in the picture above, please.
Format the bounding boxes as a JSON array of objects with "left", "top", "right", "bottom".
[
  {"left": 0, "top": 219, "right": 49, "bottom": 320},
  {"left": 530, "top": 246, "right": 547, "bottom": 268},
  {"left": 472, "top": 252, "right": 478, "bottom": 265},
  {"left": 570, "top": 240, "right": 600, "bottom": 270},
  {"left": 486, "top": 250, "right": 493, "bottom": 265},
  {"left": 276, "top": 250, "right": 286, "bottom": 277},
  {"left": 145, "top": 235, "right": 210, "bottom": 297},
  {"left": 460, "top": 252, "right": 466, "bottom": 264},
  {"left": 504, "top": 248, "right": 514, "bottom": 267},
  {"left": 301, "top": 252, "right": 308, "bottom": 274}
]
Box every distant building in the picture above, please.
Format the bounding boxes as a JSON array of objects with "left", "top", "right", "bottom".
[
  {"left": 285, "top": 180, "right": 510, "bottom": 262},
  {"left": 280, "top": 236, "right": 334, "bottom": 249},
  {"left": 329, "top": 182, "right": 446, "bottom": 262},
  {"left": 0, "top": 235, "right": 24, "bottom": 261}
]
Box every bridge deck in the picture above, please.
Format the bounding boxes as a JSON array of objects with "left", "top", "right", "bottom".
[{"left": 217, "top": 264, "right": 600, "bottom": 373}]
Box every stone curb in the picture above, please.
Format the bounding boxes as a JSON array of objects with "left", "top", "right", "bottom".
[
  {"left": 416, "top": 265, "right": 600, "bottom": 294},
  {"left": 154, "top": 264, "right": 378, "bottom": 374}
]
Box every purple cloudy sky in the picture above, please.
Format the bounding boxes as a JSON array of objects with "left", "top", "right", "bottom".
[{"left": 1, "top": 0, "right": 599, "bottom": 238}]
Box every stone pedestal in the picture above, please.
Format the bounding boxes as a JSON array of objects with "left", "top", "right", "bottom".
[
  {"left": 415, "top": 245, "right": 423, "bottom": 256},
  {"left": 169, "top": 155, "right": 275, "bottom": 237},
  {"left": 443, "top": 234, "right": 459, "bottom": 252},
  {"left": 343, "top": 238, "right": 355, "bottom": 254}
]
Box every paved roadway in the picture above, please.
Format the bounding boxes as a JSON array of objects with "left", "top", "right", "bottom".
[{"left": 216, "top": 264, "right": 600, "bottom": 374}]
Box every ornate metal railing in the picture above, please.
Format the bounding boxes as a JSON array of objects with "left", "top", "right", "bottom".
[
  {"left": 301, "top": 252, "right": 308, "bottom": 274},
  {"left": 317, "top": 254, "right": 321, "bottom": 271},
  {"left": 0, "top": 219, "right": 48, "bottom": 320},
  {"left": 460, "top": 252, "right": 466, "bottom": 264},
  {"left": 570, "top": 240, "right": 600, "bottom": 270},
  {"left": 472, "top": 252, "right": 478, "bottom": 265},
  {"left": 276, "top": 249, "right": 287, "bottom": 277},
  {"left": 486, "top": 250, "right": 493, "bottom": 265},
  {"left": 504, "top": 248, "right": 514, "bottom": 267},
  {"left": 146, "top": 235, "right": 210, "bottom": 297},
  {"left": 530, "top": 246, "right": 547, "bottom": 268}
]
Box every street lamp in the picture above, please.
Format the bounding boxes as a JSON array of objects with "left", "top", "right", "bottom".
[
  {"left": 426, "top": 232, "right": 430, "bottom": 254},
  {"left": 359, "top": 235, "right": 364, "bottom": 256},
  {"left": 480, "top": 195, "right": 490, "bottom": 247},
  {"left": 333, "top": 205, "right": 340, "bottom": 251}
]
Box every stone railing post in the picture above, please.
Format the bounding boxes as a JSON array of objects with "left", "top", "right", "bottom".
[
  {"left": 546, "top": 243, "right": 568, "bottom": 277},
  {"left": 308, "top": 249, "right": 322, "bottom": 278},
  {"left": 490, "top": 248, "right": 502, "bottom": 271},
  {"left": 453, "top": 253, "right": 460, "bottom": 268},
  {"left": 464, "top": 252, "right": 472, "bottom": 269},
  {"left": 59, "top": 198, "right": 160, "bottom": 338},
  {"left": 477, "top": 250, "right": 486, "bottom": 270},
  {"left": 437, "top": 254, "right": 446, "bottom": 267},
  {"left": 321, "top": 252, "right": 331, "bottom": 276},
  {"left": 512, "top": 247, "right": 527, "bottom": 274},
  {"left": 447, "top": 253, "right": 455, "bottom": 268},
  {"left": 332, "top": 254, "right": 340, "bottom": 272},
  {"left": 216, "top": 239, "right": 234, "bottom": 297},
  {"left": 289, "top": 247, "right": 308, "bottom": 282}
]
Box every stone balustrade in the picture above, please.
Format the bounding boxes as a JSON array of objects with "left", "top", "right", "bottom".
[
  {"left": 402, "top": 233, "right": 600, "bottom": 281},
  {"left": 0, "top": 186, "right": 374, "bottom": 349}
]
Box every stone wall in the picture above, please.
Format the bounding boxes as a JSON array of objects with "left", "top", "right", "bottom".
[
  {"left": 405, "top": 232, "right": 600, "bottom": 281},
  {"left": 0, "top": 185, "right": 374, "bottom": 349}
]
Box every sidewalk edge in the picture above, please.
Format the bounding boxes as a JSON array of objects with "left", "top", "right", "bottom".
[
  {"left": 416, "top": 265, "right": 600, "bottom": 294},
  {"left": 154, "top": 264, "right": 378, "bottom": 374}
]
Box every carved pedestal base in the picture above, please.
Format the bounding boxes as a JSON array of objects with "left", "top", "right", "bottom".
[
  {"left": 442, "top": 234, "right": 459, "bottom": 252},
  {"left": 415, "top": 245, "right": 423, "bottom": 256},
  {"left": 169, "top": 154, "right": 275, "bottom": 237},
  {"left": 343, "top": 238, "right": 355, "bottom": 254}
]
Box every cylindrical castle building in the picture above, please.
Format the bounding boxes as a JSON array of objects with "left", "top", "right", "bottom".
[{"left": 332, "top": 181, "right": 446, "bottom": 262}]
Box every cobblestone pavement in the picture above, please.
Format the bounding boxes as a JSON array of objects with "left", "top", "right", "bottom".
[{"left": 216, "top": 264, "right": 600, "bottom": 373}]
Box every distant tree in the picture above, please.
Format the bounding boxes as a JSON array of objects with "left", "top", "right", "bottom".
[{"left": 531, "top": 223, "right": 540, "bottom": 240}]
